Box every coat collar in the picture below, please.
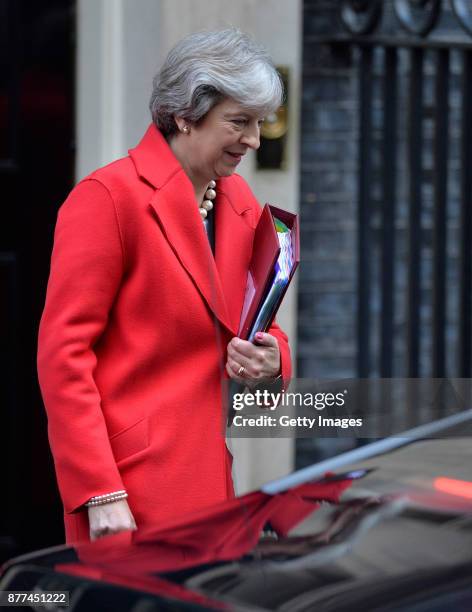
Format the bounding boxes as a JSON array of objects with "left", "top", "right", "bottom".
[
  {"left": 129, "top": 124, "right": 250, "bottom": 215},
  {"left": 129, "top": 124, "right": 182, "bottom": 190},
  {"left": 129, "top": 124, "right": 254, "bottom": 335}
]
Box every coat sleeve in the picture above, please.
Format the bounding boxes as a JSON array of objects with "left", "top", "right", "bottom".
[
  {"left": 37, "top": 178, "right": 126, "bottom": 513},
  {"left": 266, "top": 319, "right": 292, "bottom": 389}
]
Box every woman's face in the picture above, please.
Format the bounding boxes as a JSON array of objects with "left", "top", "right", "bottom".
[{"left": 177, "top": 98, "right": 264, "bottom": 182}]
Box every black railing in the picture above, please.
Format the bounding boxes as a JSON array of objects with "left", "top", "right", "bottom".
[
  {"left": 459, "top": 48, "right": 472, "bottom": 377},
  {"left": 308, "top": 0, "right": 472, "bottom": 379}
]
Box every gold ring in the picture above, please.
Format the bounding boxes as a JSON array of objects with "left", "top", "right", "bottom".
[{"left": 237, "top": 365, "right": 246, "bottom": 377}]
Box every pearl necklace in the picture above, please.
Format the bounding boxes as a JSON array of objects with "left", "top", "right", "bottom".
[{"left": 199, "top": 179, "right": 216, "bottom": 221}]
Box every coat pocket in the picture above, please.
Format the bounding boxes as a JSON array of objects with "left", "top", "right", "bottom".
[{"left": 109, "top": 416, "right": 149, "bottom": 463}]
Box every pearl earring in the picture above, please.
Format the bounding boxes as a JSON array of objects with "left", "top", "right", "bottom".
[{"left": 182, "top": 125, "right": 190, "bottom": 134}]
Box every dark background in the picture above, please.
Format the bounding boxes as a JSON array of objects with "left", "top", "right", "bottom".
[
  {"left": 1, "top": 0, "right": 75, "bottom": 561},
  {"left": 297, "top": 0, "right": 472, "bottom": 465}
]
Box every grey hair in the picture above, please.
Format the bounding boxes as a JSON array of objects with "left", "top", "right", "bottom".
[{"left": 149, "top": 28, "right": 283, "bottom": 136}]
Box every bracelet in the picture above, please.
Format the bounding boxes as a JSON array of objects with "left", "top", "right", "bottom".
[{"left": 85, "top": 490, "right": 128, "bottom": 507}]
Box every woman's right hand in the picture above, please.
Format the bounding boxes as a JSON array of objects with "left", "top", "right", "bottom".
[{"left": 87, "top": 499, "right": 137, "bottom": 541}]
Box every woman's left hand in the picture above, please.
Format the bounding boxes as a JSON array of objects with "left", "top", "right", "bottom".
[{"left": 226, "top": 332, "right": 280, "bottom": 387}]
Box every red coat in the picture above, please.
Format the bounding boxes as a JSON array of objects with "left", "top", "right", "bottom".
[{"left": 37, "top": 124, "right": 292, "bottom": 543}]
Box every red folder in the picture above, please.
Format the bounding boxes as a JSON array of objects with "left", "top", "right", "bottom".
[{"left": 238, "top": 204, "right": 300, "bottom": 340}]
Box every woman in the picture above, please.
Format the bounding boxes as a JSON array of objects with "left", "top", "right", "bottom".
[{"left": 37, "top": 28, "right": 292, "bottom": 543}]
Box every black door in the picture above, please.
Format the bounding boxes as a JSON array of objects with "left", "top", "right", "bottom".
[{"left": 0, "top": 0, "right": 75, "bottom": 561}]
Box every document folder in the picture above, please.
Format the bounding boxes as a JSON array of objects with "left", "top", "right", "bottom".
[{"left": 238, "top": 204, "right": 299, "bottom": 341}]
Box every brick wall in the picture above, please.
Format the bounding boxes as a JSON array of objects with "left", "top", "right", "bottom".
[
  {"left": 298, "top": 0, "right": 469, "bottom": 378},
  {"left": 297, "top": 0, "right": 470, "bottom": 464}
]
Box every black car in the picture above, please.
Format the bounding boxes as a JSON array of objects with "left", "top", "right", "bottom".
[{"left": 2, "top": 411, "right": 472, "bottom": 611}]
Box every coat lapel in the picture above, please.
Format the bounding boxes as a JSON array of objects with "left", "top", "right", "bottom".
[
  {"left": 130, "top": 125, "right": 253, "bottom": 336},
  {"left": 149, "top": 172, "right": 234, "bottom": 334},
  {"left": 215, "top": 181, "right": 254, "bottom": 334}
]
